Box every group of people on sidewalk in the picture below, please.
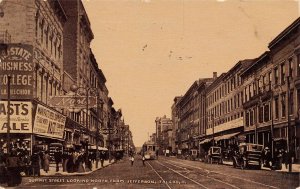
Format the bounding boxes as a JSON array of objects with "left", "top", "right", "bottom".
[
  {"left": 262, "top": 147, "right": 294, "bottom": 170},
  {"left": 0, "top": 146, "right": 110, "bottom": 187}
]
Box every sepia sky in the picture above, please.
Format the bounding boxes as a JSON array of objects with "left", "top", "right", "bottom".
[{"left": 82, "top": 0, "right": 299, "bottom": 147}]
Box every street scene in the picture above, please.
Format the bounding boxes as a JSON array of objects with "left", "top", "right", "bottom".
[
  {"left": 14, "top": 156, "right": 299, "bottom": 189},
  {"left": 0, "top": 0, "right": 300, "bottom": 188}
]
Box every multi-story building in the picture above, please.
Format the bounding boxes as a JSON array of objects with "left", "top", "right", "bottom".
[
  {"left": 0, "top": 0, "right": 67, "bottom": 153},
  {"left": 241, "top": 17, "right": 300, "bottom": 157},
  {"left": 0, "top": 0, "right": 133, "bottom": 157},
  {"left": 171, "top": 96, "right": 181, "bottom": 154},
  {"left": 176, "top": 76, "right": 214, "bottom": 155},
  {"left": 155, "top": 115, "right": 172, "bottom": 154},
  {"left": 205, "top": 60, "right": 254, "bottom": 153}
]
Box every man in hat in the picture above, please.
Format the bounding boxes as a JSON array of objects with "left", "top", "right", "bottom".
[{"left": 264, "top": 147, "right": 272, "bottom": 168}]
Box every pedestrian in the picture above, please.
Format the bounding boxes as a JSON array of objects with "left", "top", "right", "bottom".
[
  {"left": 62, "top": 151, "right": 69, "bottom": 172},
  {"left": 156, "top": 150, "right": 159, "bottom": 160},
  {"left": 6, "top": 150, "right": 22, "bottom": 187},
  {"left": 142, "top": 155, "right": 145, "bottom": 166},
  {"left": 54, "top": 149, "right": 62, "bottom": 172},
  {"left": 0, "top": 153, "right": 7, "bottom": 184},
  {"left": 31, "top": 150, "right": 41, "bottom": 177},
  {"left": 77, "top": 152, "right": 85, "bottom": 173},
  {"left": 43, "top": 151, "right": 50, "bottom": 173},
  {"left": 263, "top": 147, "right": 272, "bottom": 168},
  {"left": 130, "top": 155, "right": 134, "bottom": 166},
  {"left": 100, "top": 151, "right": 105, "bottom": 168},
  {"left": 283, "top": 150, "right": 292, "bottom": 169}
]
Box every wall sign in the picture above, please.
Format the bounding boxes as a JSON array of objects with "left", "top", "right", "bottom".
[
  {"left": 0, "top": 44, "right": 33, "bottom": 99},
  {"left": 33, "top": 104, "right": 66, "bottom": 139},
  {"left": 0, "top": 101, "right": 32, "bottom": 133}
]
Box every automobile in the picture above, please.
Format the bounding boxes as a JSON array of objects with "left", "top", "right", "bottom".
[
  {"left": 232, "top": 143, "right": 263, "bottom": 169},
  {"left": 207, "top": 146, "right": 223, "bottom": 164}
]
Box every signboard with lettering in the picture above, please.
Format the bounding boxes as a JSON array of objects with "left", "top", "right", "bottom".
[
  {"left": 33, "top": 104, "right": 66, "bottom": 139},
  {"left": 0, "top": 44, "right": 33, "bottom": 99},
  {"left": 0, "top": 101, "right": 32, "bottom": 133},
  {"left": 49, "top": 95, "right": 97, "bottom": 109}
]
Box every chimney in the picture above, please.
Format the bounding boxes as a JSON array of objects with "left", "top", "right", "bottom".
[{"left": 213, "top": 72, "right": 218, "bottom": 79}]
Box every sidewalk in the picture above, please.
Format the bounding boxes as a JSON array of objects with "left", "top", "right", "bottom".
[
  {"left": 222, "top": 160, "right": 300, "bottom": 173},
  {"left": 38, "top": 160, "right": 115, "bottom": 176}
]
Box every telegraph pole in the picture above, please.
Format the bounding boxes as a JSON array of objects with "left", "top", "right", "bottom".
[{"left": 7, "top": 75, "right": 11, "bottom": 154}]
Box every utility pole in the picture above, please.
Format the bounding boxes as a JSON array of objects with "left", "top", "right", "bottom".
[
  {"left": 7, "top": 75, "right": 11, "bottom": 155},
  {"left": 211, "top": 114, "right": 214, "bottom": 146},
  {"left": 287, "top": 76, "right": 292, "bottom": 172}
]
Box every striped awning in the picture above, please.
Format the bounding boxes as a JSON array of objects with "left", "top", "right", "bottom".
[
  {"left": 214, "top": 132, "right": 240, "bottom": 141},
  {"left": 199, "top": 138, "right": 212, "bottom": 144}
]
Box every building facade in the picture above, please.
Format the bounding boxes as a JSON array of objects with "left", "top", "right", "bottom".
[{"left": 0, "top": 0, "right": 67, "bottom": 153}]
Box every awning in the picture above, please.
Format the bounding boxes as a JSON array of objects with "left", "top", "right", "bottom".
[
  {"left": 215, "top": 132, "right": 240, "bottom": 141},
  {"left": 199, "top": 138, "right": 212, "bottom": 144},
  {"left": 89, "top": 145, "right": 108, "bottom": 150}
]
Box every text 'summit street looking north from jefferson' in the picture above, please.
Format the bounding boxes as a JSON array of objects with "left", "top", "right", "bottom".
[{"left": 0, "top": 0, "right": 300, "bottom": 188}]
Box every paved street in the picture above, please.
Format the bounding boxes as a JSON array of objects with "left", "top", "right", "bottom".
[{"left": 8, "top": 156, "right": 298, "bottom": 189}]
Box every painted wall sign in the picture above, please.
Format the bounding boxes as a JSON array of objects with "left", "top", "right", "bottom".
[
  {"left": 0, "top": 101, "right": 32, "bottom": 133},
  {"left": 33, "top": 104, "right": 66, "bottom": 139},
  {"left": 0, "top": 44, "right": 33, "bottom": 99}
]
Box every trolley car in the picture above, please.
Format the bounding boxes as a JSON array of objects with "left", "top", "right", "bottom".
[{"left": 142, "top": 141, "right": 157, "bottom": 160}]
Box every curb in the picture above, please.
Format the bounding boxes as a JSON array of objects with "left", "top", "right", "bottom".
[{"left": 25, "top": 161, "right": 116, "bottom": 177}]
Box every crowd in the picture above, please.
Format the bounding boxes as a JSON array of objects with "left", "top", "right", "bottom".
[{"left": 0, "top": 147, "right": 109, "bottom": 187}]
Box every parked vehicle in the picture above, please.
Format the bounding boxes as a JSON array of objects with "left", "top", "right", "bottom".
[
  {"left": 207, "top": 146, "right": 223, "bottom": 164},
  {"left": 232, "top": 143, "right": 263, "bottom": 169}
]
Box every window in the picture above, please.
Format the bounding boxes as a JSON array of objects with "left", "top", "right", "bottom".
[
  {"left": 264, "top": 103, "right": 270, "bottom": 122},
  {"left": 259, "top": 106, "right": 264, "bottom": 123},
  {"left": 281, "top": 63, "right": 286, "bottom": 85},
  {"left": 297, "top": 54, "right": 300, "bottom": 76},
  {"left": 289, "top": 58, "right": 293, "bottom": 78},
  {"left": 268, "top": 72, "right": 272, "bottom": 90},
  {"left": 250, "top": 110, "right": 254, "bottom": 126},
  {"left": 274, "top": 67, "right": 279, "bottom": 85},
  {"left": 274, "top": 96, "right": 279, "bottom": 119},
  {"left": 281, "top": 93, "right": 286, "bottom": 117},
  {"left": 290, "top": 91, "right": 294, "bottom": 115},
  {"left": 245, "top": 112, "right": 249, "bottom": 126}
]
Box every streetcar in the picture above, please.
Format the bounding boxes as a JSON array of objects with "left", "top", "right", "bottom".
[{"left": 142, "top": 141, "right": 158, "bottom": 160}]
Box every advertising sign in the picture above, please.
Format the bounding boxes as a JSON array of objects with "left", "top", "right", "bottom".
[
  {"left": 0, "top": 101, "right": 32, "bottom": 133},
  {"left": 49, "top": 95, "right": 97, "bottom": 109},
  {"left": 0, "top": 44, "right": 33, "bottom": 99},
  {"left": 33, "top": 104, "right": 66, "bottom": 139}
]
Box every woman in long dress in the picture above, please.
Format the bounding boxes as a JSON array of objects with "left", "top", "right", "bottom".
[{"left": 43, "top": 151, "right": 50, "bottom": 173}]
